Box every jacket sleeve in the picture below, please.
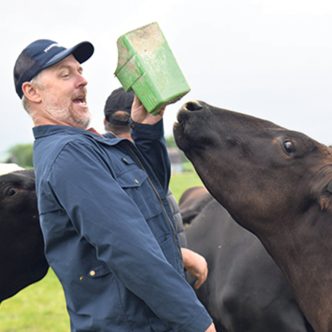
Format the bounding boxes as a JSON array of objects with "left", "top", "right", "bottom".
[
  {"left": 131, "top": 119, "right": 171, "bottom": 192},
  {"left": 48, "top": 141, "right": 212, "bottom": 332}
]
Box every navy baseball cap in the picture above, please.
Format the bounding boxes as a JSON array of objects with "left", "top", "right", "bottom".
[
  {"left": 14, "top": 39, "right": 94, "bottom": 98},
  {"left": 104, "top": 87, "right": 134, "bottom": 125}
]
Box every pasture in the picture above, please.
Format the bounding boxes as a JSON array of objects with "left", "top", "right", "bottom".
[{"left": 0, "top": 166, "right": 202, "bottom": 331}]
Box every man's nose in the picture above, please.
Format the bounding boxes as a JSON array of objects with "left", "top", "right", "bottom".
[{"left": 77, "top": 73, "right": 88, "bottom": 87}]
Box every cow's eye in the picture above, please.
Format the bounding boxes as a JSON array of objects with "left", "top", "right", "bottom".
[
  {"left": 5, "top": 188, "right": 17, "bottom": 197},
  {"left": 283, "top": 140, "right": 296, "bottom": 154}
]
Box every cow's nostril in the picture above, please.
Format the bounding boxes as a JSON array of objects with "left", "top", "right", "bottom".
[{"left": 185, "top": 101, "right": 203, "bottom": 112}]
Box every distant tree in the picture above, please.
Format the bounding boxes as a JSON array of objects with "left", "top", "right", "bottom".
[{"left": 6, "top": 143, "right": 33, "bottom": 168}]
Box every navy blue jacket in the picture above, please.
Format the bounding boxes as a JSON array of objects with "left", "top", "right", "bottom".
[{"left": 33, "top": 120, "right": 212, "bottom": 331}]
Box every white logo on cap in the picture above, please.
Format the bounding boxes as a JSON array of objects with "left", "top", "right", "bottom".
[{"left": 43, "top": 43, "right": 61, "bottom": 53}]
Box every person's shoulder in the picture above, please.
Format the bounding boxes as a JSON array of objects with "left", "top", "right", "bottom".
[
  {"left": 36, "top": 131, "right": 89, "bottom": 156},
  {"left": 35, "top": 130, "right": 95, "bottom": 171}
]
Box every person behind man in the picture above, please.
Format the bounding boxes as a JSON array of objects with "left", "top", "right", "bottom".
[
  {"left": 103, "top": 87, "right": 208, "bottom": 289},
  {"left": 14, "top": 39, "right": 216, "bottom": 331}
]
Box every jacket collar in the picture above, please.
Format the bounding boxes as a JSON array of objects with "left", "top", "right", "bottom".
[{"left": 32, "top": 125, "right": 126, "bottom": 146}]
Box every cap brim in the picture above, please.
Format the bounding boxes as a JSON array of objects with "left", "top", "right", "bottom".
[{"left": 43, "top": 41, "right": 94, "bottom": 70}]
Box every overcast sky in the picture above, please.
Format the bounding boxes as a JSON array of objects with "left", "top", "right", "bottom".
[{"left": 1, "top": 0, "right": 332, "bottom": 157}]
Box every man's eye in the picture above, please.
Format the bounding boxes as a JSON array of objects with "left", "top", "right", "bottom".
[{"left": 60, "top": 72, "right": 70, "bottom": 78}]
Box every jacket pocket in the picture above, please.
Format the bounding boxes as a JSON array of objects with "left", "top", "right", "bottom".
[
  {"left": 116, "top": 168, "right": 162, "bottom": 220},
  {"left": 86, "top": 264, "right": 112, "bottom": 279},
  {"left": 69, "top": 265, "right": 126, "bottom": 322}
]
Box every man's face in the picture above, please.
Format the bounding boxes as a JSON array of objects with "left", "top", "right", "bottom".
[{"left": 34, "top": 55, "right": 91, "bottom": 129}]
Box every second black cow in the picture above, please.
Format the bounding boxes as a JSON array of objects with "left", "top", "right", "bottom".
[{"left": 181, "top": 186, "right": 312, "bottom": 331}]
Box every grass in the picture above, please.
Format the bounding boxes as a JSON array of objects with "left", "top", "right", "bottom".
[
  {"left": 169, "top": 165, "right": 203, "bottom": 201},
  {"left": 0, "top": 270, "right": 69, "bottom": 332},
  {"left": 0, "top": 166, "right": 202, "bottom": 331}
]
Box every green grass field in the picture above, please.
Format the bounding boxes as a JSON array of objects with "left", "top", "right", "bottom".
[{"left": 0, "top": 167, "right": 202, "bottom": 331}]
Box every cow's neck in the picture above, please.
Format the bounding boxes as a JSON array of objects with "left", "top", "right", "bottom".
[{"left": 256, "top": 207, "right": 332, "bottom": 332}]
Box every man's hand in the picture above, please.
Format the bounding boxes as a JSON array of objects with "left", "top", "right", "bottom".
[
  {"left": 205, "top": 323, "right": 216, "bottom": 332},
  {"left": 181, "top": 248, "right": 208, "bottom": 289},
  {"left": 130, "top": 96, "right": 164, "bottom": 125}
]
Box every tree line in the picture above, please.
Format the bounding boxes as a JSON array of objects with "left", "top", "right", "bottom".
[{"left": 4, "top": 136, "right": 179, "bottom": 169}]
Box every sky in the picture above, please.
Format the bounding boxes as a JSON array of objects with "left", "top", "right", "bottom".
[{"left": 1, "top": 0, "right": 332, "bottom": 158}]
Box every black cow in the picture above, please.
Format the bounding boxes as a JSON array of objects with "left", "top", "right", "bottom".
[
  {"left": 0, "top": 170, "right": 48, "bottom": 302},
  {"left": 174, "top": 100, "right": 332, "bottom": 332},
  {"left": 178, "top": 186, "right": 212, "bottom": 225},
  {"left": 180, "top": 187, "right": 312, "bottom": 331}
]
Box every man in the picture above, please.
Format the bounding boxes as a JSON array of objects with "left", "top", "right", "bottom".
[
  {"left": 103, "top": 87, "right": 208, "bottom": 290},
  {"left": 14, "top": 39, "right": 216, "bottom": 332}
]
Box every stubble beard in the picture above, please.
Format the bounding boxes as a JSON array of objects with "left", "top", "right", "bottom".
[{"left": 47, "top": 106, "right": 91, "bottom": 129}]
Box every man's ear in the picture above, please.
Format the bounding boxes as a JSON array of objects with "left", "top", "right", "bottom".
[
  {"left": 21, "top": 81, "right": 41, "bottom": 103},
  {"left": 103, "top": 117, "right": 109, "bottom": 130}
]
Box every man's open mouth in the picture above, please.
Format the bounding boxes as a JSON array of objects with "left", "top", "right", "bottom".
[{"left": 72, "top": 95, "right": 87, "bottom": 106}]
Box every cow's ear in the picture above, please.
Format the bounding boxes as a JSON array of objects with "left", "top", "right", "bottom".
[{"left": 319, "top": 181, "right": 332, "bottom": 211}]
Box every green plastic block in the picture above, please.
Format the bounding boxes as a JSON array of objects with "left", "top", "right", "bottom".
[{"left": 115, "top": 22, "right": 191, "bottom": 114}]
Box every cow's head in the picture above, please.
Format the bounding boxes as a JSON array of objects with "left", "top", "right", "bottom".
[
  {"left": 174, "top": 101, "right": 332, "bottom": 233},
  {"left": 0, "top": 170, "right": 48, "bottom": 302}
]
